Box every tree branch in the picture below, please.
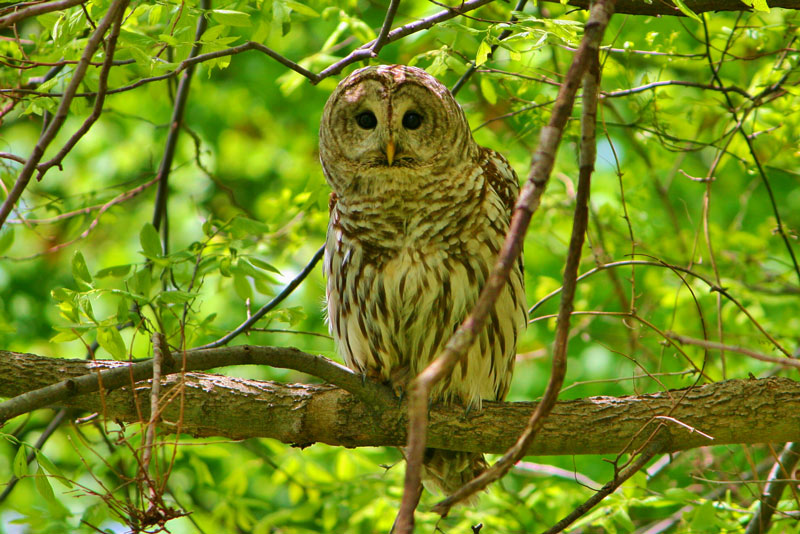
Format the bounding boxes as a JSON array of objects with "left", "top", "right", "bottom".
[
  {"left": 0, "top": 0, "right": 85, "bottom": 29},
  {"left": 0, "top": 346, "right": 393, "bottom": 423},
  {"left": 1, "top": 351, "right": 799, "bottom": 456}
]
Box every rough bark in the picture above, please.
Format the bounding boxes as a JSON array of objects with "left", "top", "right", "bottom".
[{"left": 1, "top": 351, "right": 798, "bottom": 456}]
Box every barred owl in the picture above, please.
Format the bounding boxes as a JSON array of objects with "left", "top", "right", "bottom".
[{"left": 319, "top": 65, "right": 526, "bottom": 498}]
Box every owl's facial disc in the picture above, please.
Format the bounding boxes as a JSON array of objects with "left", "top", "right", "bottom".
[{"left": 329, "top": 78, "right": 454, "bottom": 170}]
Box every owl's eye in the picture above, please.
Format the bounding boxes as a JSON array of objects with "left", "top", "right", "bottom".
[
  {"left": 355, "top": 111, "right": 377, "bottom": 130},
  {"left": 402, "top": 111, "right": 423, "bottom": 130}
]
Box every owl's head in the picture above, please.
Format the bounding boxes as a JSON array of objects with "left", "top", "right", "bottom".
[{"left": 319, "top": 65, "right": 476, "bottom": 193}]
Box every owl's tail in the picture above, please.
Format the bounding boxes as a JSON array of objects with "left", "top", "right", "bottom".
[{"left": 421, "top": 448, "right": 487, "bottom": 504}]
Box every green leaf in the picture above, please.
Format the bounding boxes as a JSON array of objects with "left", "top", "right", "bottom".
[
  {"left": 36, "top": 451, "right": 72, "bottom": 488},
  {"left": 211, "top": 9, "right": 251, "bottom": 27},
  {"left": 236, "top": 259, "right": 280, "bottom": 283},
  {"left": 71, "top": 251, "right": 92, "bottom": 287},
  {"left": 284, "top": 0, "right": 319, "bottom": 17},
  {"left": 95, "top": 264, "right": 132, "bottom": 278},
  {"left": 34, "top": 467, "right": 56, "bottom": 503},
  {"left": 0, "top": 225, "right": 13, "bottom": 255},
  {"left": 751, "top": 0, "right": 770, "bottom": 11},
  {"left": 249, "top": 257, "right": 282, "bottom": 274},
  {"left": 231, "top": 216, "right": 271, "bottom": 238},
  {"left": 233, "top": 272, "right": 253, "bottom": 300},
  {"left": 158, "top": 290, "right": 198, "bottom": 304},
  {"left": 480, "top": 76, "right": 497, "bottom": 105},
  {"left": 13, "top": 445, "right": 29, "bottom": 477},
  {"left": 50, "top": 329, "right": 81, "bottom": 343},
  {"left": 139, "top": 223, "right": 162, "bottom": 259},
  {"left": 97, "top": 327, "right": 127, "bottom": 359},
  {"left": 476, "top": 39, "right": 492, "bottom": 66},
  {"left": 671, "top": 0, "right": 702, "bottom": 22}
]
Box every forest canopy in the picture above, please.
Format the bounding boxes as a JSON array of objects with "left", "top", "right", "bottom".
[{"left": 1, "top": 0, "right": 799, "bottom": 532}]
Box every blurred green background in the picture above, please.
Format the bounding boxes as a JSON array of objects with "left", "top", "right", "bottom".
[{"left": 1, "top": 0, "right": 799, "bottom": 531}]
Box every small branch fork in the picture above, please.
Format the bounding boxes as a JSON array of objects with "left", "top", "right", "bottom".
[
  {"left": 0, "top": 0, "right": 130, "bottom": 228},
  {"left": 393, "top": 0, "right": 616, "bottom": 530},
  {"left": 0, "top": 345, "right": 394, "bottom": 423}
]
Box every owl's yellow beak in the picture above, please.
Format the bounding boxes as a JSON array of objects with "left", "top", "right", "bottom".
[{"left": 385, "top": 139, "right": 395, "bottom": 166}]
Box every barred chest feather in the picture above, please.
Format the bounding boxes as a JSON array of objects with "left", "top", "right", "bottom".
[{"left": 324, "top": 151, "right": 526, "bottom": 407}]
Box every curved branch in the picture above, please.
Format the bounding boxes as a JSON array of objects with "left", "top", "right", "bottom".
[
  {"left": 0, "top": 346, "right": 394, "bottom": 423},
  {"left": 0, "top": 0, "right": 85, "bottom": 29},
  {"left": 194, "top": 244, "right": 325, "bottom": 350},
  {"left": 0, "top": 0, "right": 130, "bottom": 229}
]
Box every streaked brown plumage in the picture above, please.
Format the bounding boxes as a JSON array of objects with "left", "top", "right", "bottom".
[{"left": 319, "top": 65, "right": 526, "bottom": 498}]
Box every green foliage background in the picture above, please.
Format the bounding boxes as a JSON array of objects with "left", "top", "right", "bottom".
[{"left": 1, "top": 0, "right": 799, "bottom": 532}]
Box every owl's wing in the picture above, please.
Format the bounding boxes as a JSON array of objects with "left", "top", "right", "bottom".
[{"left": 481, "top": 147, "right": 520, "bottom": 217}]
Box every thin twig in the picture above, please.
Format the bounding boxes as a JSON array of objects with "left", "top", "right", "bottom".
[
  {"left": 371, "top": 0, "right": 401, "bottom": 54},
  {"left": 528, "top": 258, "right": 793, "bottom": 358},
  {"left": 667, "top": 333, "right": 800, "bottom": 370},
  {"left": 539, "top": 440, "right": 665, "bottom": 534},
  {"left": 194, "top": 244, "right": 325, "bottom": 350},
  {"left": 744, "top": 442, "right": 800, "bottom": 534},
  {"left": 0, "top": 0, "right": 86, "bottom": 29},
  {"left": 35, "top": 6, "right": 125, "bottom": 179},
  {"left": 140, "top": 332, "right": 165, "bottom": 501},
  {"left": 451, "top": 0, "right": 528, "bottom": 95},
  {"left": 0, "top": 0, "right": 129, "bottom": 229},
  {"left": 701, "top": 18, "right": 800, "bottom": 287},
  {"left": 151, "top": 0, "right": 211, "bottom": 247}
]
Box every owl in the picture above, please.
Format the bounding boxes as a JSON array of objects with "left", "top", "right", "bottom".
[{"left": 319, "top": 65, "right": 526, "bottom": 498}]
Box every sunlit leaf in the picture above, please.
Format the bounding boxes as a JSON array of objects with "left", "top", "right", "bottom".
[
  {"left": 97, "top": 327, "right": 127, "bottom": 359},
  {"left": 211, "top": 9, "right": 252, "bottom": 27},
  {"left": 139, "top": 223, "right": 163, "bottom": 259}
]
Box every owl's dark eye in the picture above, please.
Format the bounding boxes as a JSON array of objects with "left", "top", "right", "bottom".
[
  {"left": 402, "top": 111, "right": 423, "bottom": 130},
  {"left": 356, "top": 111, "right": 377, "bottom": 130}
]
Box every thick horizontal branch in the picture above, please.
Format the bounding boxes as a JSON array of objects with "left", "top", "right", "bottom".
[
  {"left": 554, "top": 0, "right": 800, "bottom": 15},
  {"left": 1, "top": 351, "right": 798, "bottom": 456}
]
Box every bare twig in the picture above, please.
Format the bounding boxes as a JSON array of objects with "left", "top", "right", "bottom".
[
  {"left": 701, "top": 19, "right": 800, "bottom": 287},
  {"left": 7, "top": 177, "right": 158, "bottom": 226},
  {"left": 602, "top": 79, "right": 753, "bottom": 99},
  {"left": 0, "top": 0, "right": 86, "bottom": 29},
  {"left": 744, "top": 442, "right": 800, "bottom": 534},
  {"left": 0, "top": 153, "right": 26, "bottom": 164},
  {"left": 0, "top": 0, "right": 129, "bottom": 229},
  {"left": 451, "top": 0, "right": 528, "bottom": 95},
  {"left": 371, "top": 0, "right": 401, "bottom": 54},
  {"left": 667, "top": 333, "right": 800, "bottom": 370},
  {"left": 539, "top": 440, "right": 665, "bottom": 534},
  {"left": 33, "top": 5, "right": 125, "bottom": 179},
  {"left": 151, "top": 0, "right": 211, "bottom": 247},
  {"left": 528, "top": 258, "right": 793, "bottom": 358}
]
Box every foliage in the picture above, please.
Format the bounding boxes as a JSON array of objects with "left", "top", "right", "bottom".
[{"left": 1, "top": 0, "right": 799, "bottom": 532}]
